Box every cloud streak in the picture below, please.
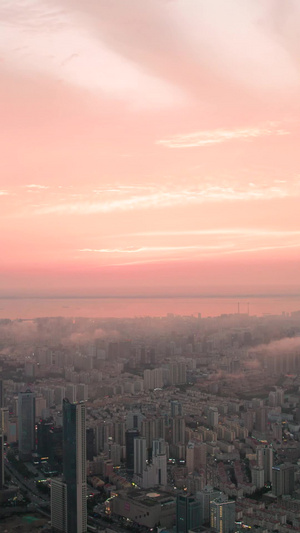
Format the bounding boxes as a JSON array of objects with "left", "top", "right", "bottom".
[
  {"left": 33, "top": 182, "right": 297, "bottom": 216},
  {"left": 157, "top": 124, "right": 290, "bottom": 148},
  {"left": 79, "top": 244, "right": 232, "bottom": 254},
  {"left": 115, "top": 229, "right": 300, "bottom": 239}
]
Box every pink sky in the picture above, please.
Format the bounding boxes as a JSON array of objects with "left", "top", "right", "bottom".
[{"left": 1, "top": 0, "right": 300, "bottom": 297}]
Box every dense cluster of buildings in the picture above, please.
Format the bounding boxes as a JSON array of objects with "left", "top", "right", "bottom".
[{"left": 1, "top": 310, "right": 300, "bottom": 531}]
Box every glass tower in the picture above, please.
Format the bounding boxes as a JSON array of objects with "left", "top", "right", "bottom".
[
  {"left": 18, "top": 390, "right": 36, "bottom": 460},
  {"left": 63, "top": 399, "right": 87, "bottom": 533}
]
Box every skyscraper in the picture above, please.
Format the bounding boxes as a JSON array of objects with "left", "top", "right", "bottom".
[
  {"left": 171, "top": 417, "right": 186, "bottom": 445},
  {"left": 272, "top": 463, "right": 295, "bottom": 497},
  {"left": 134, "top": 436, "right": 147, "bottom": 476},
  {"left": 176, "top": 494, "right": 202, "bottom": 533},
  {"left": 257, "top": 445, "right": 273, "bottom": 483},
  {"left": 210, "top": 497, "right": 235, "bottom": 533},
  {"left": 0, "top": 380, "right": 4, "bottom": 408},
  {"left": 51, "top": 399, "right": 87, "bottom": 533},
  {"left": 0, "top": 430, "right": 4, "bottom": 490},
  {"left": 207, "top": 407, "right": 219, "bottom": 429},
  {"left": 126, "top": 428, "right": 139, "bottom": 471},
  {"left": 18, "top": 390, "right": 36, "bottom": 460},
  {"left": 171, "top": 400, "right": 183, "bottom": 417}
]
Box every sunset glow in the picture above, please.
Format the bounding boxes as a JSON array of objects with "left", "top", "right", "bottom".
[{"left": 1, "top": 0, "right": 300, "bottom": 298}]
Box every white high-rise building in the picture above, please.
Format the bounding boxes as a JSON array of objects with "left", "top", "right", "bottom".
[
  {"left": 153, "top": 453, "right": 167, "bottom": 486},
  {"left": 51, "top": 479, "right": 67, "bottom": 532},
  {"left": 134, "top": 437, "right": 147, "bottom": 476}
]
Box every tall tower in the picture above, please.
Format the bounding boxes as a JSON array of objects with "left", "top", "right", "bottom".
[
  {"left": 18, "top": 390, "right": 36, "bottom": 460},
  {"left": 272, "top": 463, "right": 295, "bottom": 497},
  {"left": 176, "top": 493, "right": 202, "bottom": 533},
  {"left": 134, "top": 437, "right": 147, "bottom": 476},
  {"left": 207, "top": 407, "right": 219, "bottom": 429},
  {"left": 171, "top": 400, "right": 183, "bottom": 417},
  {"left": 51, "top": 399, "right": 87, "bottom": 533},
  {"left": 125, "top": 428, "right": 139, "bottom": 471},
  {"left": 0, "top": 380, "right": 4, "bottom": 408},
  {"left": 210, "top": 497, "right": 235, "bottom": 533},
  {"left": 0, "top": 430, "right": 4, "bottom": 490}
]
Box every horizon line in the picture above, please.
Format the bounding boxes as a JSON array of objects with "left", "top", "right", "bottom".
[{"left": 0, "top": 293, "right": 300, "bottom": 300}]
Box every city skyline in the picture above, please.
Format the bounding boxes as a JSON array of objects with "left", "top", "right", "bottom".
[{"left": 1, "top": 0, "right": 300, "bottom": 301}]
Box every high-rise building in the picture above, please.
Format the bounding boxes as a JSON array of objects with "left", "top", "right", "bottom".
[
  {"left": 197, "top": 486, "right": 222, "bottom": 525},
  {"left": 51, "top": 479, "right": 67, "bottom": 532},
  {"left": 169, "top": 363, "right": 187, "bottom": 386},
  {"left": 210, "top": 497, "right": 235, "bottom": 533},
  {"left": 126, "top": 410, "right": 144, "bottom": 432},
  {"left": 95, "top": 421, "right": 113, "bottom": 453},
  {"left": 186, "top": 442, "right": 195, "bottom": 473},
  {"left": 152, "top": 453, "right": 167, "bottom": 486},
  {"left": 171, "top": 400, "right": 183, "bottom": 417},
  {"left": 251, "top": 466, "right": 264, "bottom": 489},
  {"left": 51, "top": 399, "right": 87, "bottom": 533},
  {"left": 257, "top": 445, "right": 273, "bottom": 483},
  {"left": 0, "top": 380, "right": 4, "bottom": 408},
  {"left": 49, "top": 426, "right": 63, "bottom": 465},
  {"left": 114, "top": 421, "right": 126, "bottom": 446},
  {"left": 0, "top": 407, "right": 9, "bottom": 437},
  {"left": 141, "top": 418, "right": 156, "bottom": 449},
  {"left": 126, "top": 429, "right": 139, "bottom": 471},
  {"left": 176, "top": 493, "right": 202, "bottom": 533},
  {"left": 152, "top": 438, "right": 166, "bottom": 457},
  {"left": 54, "top": 387, "right": 66, "bottom": 408},
  {"left": 207, "top": 407, "right": 219, "bottom": 429},
  {"left": 255, "top": 406, "right": 268, "bottom": 433},
  {"left": 143, "top": 368, "right": 163, "bottom": 391},
  {"left": 0, "top": 430, "right": 4, "bottom": 490},
  {"left": 77, "top": 384, "right": 88, "bottom": 402},
  {"left": 86, "top": 428, "right": 94, "bottom": 461},
  {"left": 37, "top": 420, "right": 53, "bottom": 458},
  {"left": 65, "top": 384, "right": 76, "bottom": 403},
  {"left": 134, "top": 437, "right": 147, "bottom": 476},
  {"left": 272, "top": 463, "right": 295, "bottom": 497},
  {"left": 18, "top": 390, "right": 36, "bottom": 460},
  {"left": 171, "top": 417, "right": 186, "bottom": 445}
]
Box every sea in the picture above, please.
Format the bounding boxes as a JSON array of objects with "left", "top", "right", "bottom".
[{"left": 0, "top": 295, "right": 300, "bottom": 320}]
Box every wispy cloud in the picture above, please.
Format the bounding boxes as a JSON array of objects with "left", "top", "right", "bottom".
[
  {"left": 78, "top": 244, "right": 231, "bottom": 254},
  {"left": 157, "top": 123, "right": 290, "bottom": 148},
  {"left": 33, "top": 181, "right": 296, "bottom": 216},
  {"left": 116, "top": 228, "right": 300, "bottom": 239},
  {"left": 25, "top": 184, "right": 49, "bottom": 189},
  {"left": 0, "top": 190, "right": 9, "bottom": 196}
]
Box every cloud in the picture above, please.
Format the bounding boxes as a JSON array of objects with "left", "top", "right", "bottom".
[
  {"left": 157, "top": 124, "right": 290, "bottom": 148},
  {"left": 25, "top": 184, "right": 50, "bottom": 189},
  {"left": 0, "top": 190, "right": 9, "bottom": 196},
  {"left": 116, "top": 229, "right": 300, "bottom": 239},
  {"left": 78, "top": 244, "right": 232, "bottom": 254},
  {"left": 33, "top": 181, "right": 296, "bottom": 216}
]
